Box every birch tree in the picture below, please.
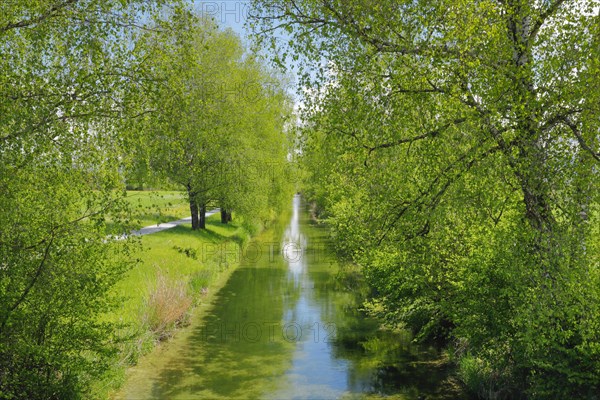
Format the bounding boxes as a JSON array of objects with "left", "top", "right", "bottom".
[{"left": 251, "top": 0, "right": 600, "bottom": 396}]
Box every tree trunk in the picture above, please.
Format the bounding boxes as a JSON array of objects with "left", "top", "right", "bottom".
[
  {"left": 508, "top": 10, "right": 560, "bottom": 274},
  {"left": 221, "top": 208, "right": 228, "bottom": 224},
  {"left": 220, "top": 208, "right": 232, "bottom": 223},
  {"left": 199, "top": 204, "right": 206, "bottom": 229},
  {"left": 190, "top": 199, "right": 199, "bottom": 230},
  {"left": 188, "top": 184, "right": 199, "bottom": 230}
]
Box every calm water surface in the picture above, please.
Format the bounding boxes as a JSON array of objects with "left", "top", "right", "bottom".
[{"left": 118, "top": 196, "right": 464, "bottom": 399}]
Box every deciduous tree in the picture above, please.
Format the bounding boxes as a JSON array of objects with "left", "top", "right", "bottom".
[
  {"left": 250, "top": 0, "right": 600, "bottom": 396},
  {"left": 0, "top": 1, "right": 185, "bottom": 397}
]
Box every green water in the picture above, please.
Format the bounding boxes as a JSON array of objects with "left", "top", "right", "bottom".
[{"left": 118, "top": 196, "right": 464, "bottom": 399}]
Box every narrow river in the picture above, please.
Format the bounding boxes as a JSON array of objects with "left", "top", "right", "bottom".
[{"left": 118, "top": 196, "right": 464, "bottom": 399}]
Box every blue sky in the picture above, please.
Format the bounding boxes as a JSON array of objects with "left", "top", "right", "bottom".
[{"left": 192, "top": 1, "right": 251, "bottom": 38}]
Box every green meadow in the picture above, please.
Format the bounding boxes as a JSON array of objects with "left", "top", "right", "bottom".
[{"left": 123, "top": 190, "right": 190, "bottom": 227}]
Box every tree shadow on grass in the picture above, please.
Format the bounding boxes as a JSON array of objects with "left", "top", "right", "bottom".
[{"left": 154, "top": 221, "right": 245, "bottom": 247}]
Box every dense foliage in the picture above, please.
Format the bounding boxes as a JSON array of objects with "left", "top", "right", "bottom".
[
  {"left": 0, "top": 2, "right": 175, "bottom": 397},
  {"left": 0, "top": 2, "right": 292, "bottom": 398},
  {"left": 127, "top": 14, "right": 294, "bottom": 231},
  {"left": 250, "top": 0, "right": 600, "bottom": 397}
]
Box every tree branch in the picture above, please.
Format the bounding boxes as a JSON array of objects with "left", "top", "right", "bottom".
[
  {"left": 1, "top": 0, "right": 79, "bottom": 33},
  {"left": 365, "top": 117, "right": 467, "bottom": 160},
  {"left": 529, "top": 0, "right": 567, "bottom": 45},
  {"left": 562, "top": 116, "right": 600, "bottom": 162},
  {"left": 1, "top": 235, "right": 55, "bottom": 332},
  {"left": 376, "top": 138, "right": 506, "bottom": 245}
]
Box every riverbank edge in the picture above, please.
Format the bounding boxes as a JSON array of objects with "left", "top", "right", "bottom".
[
  {"left": 94, "top": 218, "right": 251, "bottom": 399},
  {"left": 108, "top": 247, "right": 243, "bottom": 400},
  {"left": 103, "top": 207, "right": 293, "bottom": 399}
]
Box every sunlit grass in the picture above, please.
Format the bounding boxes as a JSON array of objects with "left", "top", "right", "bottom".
[
  {"left": 96, "top": 213, "right": 249, "bottom": 398},
  {"left": 123, "top": 190, "right": 189, "bottom": 227},
  {"left": 112, "top": 215, "right": 243, "bottom": 327}
]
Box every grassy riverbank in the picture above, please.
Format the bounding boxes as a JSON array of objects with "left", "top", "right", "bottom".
[{"left": 92, "top": 197, "right": 251, "bottom": 398}]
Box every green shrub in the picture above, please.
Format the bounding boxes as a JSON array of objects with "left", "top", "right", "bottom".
[{"left": 457, "top": 354, "right": 521, "bottom": 400}]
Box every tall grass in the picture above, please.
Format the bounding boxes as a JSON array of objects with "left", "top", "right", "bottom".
[
  {"left": 142, "top": 271, "right": 192, "bottom": 341},
  {"left": 93, "top": 212, "right": 259, "bottom": 399}
]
